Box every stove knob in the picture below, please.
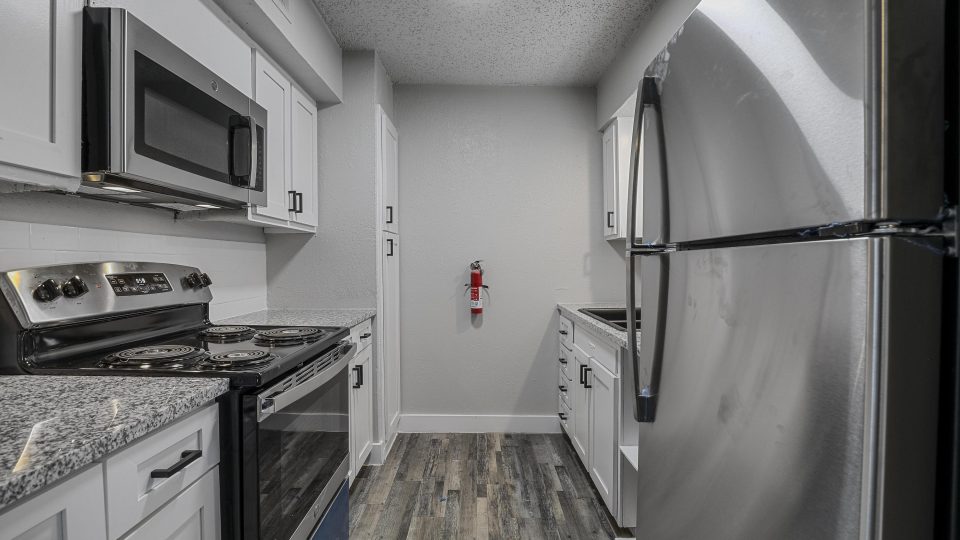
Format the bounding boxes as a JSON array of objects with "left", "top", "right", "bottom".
[
  {"left": 61, "top": 276, "right": 89, "bottom": 298},
  {"left": 184, "top": 273, "right": 202, "bottom": 288},
  {"left": 199, "top": 273, "right": 212, "bottom": 287},
  {"left": 33, "top": 279, "right": 62, "bottom": 302}
]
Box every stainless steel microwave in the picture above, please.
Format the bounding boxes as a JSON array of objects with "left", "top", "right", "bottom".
[{"left": 80, "top": 7, "right": 267, "bottom": 211}]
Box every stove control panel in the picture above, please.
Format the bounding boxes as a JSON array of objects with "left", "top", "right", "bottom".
[{"left": 106, "top": 273, "right": 173, "bottom": 296}]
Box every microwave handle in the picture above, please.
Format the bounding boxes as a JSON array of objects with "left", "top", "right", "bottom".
[
  {"left": 230, "top": 116, "right": 257, "bottom": 189},
  {"left": 247, "top": 116, "right": 259, "bottom": 189}
]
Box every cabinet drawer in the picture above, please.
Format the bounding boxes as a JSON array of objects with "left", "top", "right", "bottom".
[
  {"left": 559, "top": 398, "right": 572, "bottom": 435},
  {"left": 558, "top": 369, "right": 571, "bottom": 407},
  {"left": 559, "top": 347, "right": 572, "bottom": 380},
  {"left": 558, "top": 315, "right": 574, "bottom": 351},
  {"left": 350, "top": 319, "right": 373, "bottom": 351},
  {"left": 120, "top": 466, "right": 220, "bottom": 540},
  {"left": 104, "top": 403, "right": 219, "bottom": 540},
  {"left": 574, "top": 329, "right": 618, "bottom": 375}
]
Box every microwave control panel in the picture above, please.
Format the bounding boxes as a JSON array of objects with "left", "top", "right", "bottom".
[{"left": 106, "top": 273, "right": 172, "bottom": 296}]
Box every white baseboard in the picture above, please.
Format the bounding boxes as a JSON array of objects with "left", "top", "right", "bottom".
[{"left": 398, "top": 414, "right": 562, "bottom": 434}]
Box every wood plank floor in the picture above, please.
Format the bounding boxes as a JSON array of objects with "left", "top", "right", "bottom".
[{"left": 349, "top": 433, "right": 632, "bottom": 539}]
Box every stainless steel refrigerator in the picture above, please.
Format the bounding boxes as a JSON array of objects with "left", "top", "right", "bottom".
[{"left": 624, "top": 0, "right": 950, "bottom": 537}]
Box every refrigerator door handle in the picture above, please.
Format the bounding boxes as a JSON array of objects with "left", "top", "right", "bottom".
[{"left": 628, "top": 75, "right": 667, "bottom": 423}]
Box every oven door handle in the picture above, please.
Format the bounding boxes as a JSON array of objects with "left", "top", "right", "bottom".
[{"left": 257, "top": 341, "right": 357, "bottom": 422}]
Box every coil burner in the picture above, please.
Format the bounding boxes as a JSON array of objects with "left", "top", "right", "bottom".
[
  {"left": 253, "top": 327, "right": 327, "bottom": 347},
  {"left": 100, "top": 345, "right": 208, "bottom": 369},
  {"left": 201, "top": 325, "right": 255, "bottom": 343},
  {"left": 199, "top": 350, "right": 277, "bottom": 370}
]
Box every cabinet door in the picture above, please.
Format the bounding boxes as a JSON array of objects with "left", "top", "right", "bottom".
[
  {"left": 617, "top": 116, "right": 641, "bottom": 241},
  {"left": 0, "top": 466, "right": 106, "bottom": 540},
  {"left": 290, "top": 84, "right": 318, "bottom": 227},
  {"left": 570, "top": 348, "right": 590, "bottom": 463},
  {"left": 252, "top": 51, "right": 292, "bottom": 221},
  {"left": 588, "top": 358, "right": 618, "bottom": 512},
  {"left": 350, "top": 345, "right": 374, "bottom": 479},
  {"left": 381, "top": 232, "right": 401, "bottom": 438},
  {"left": 601, "top": 122, "right": 619, "bottom": 239},
  {"left": 121, "top": 466, "right": 220, "bottom": 540},
  {"left": 0, "top": 1, "right": 82, "bottom": 186},
  {"left": 379, "top": 109, "right": 399, "bottom": 233}
]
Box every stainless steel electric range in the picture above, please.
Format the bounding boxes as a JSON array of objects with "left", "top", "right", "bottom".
[{"left": 0, "top": 261, "right": 353, "bottom": 540}]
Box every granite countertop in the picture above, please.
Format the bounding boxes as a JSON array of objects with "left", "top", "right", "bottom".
[
  {"left": 557, "top": 303, "right": 641, "bottom": 351},
  {"left": 218, "top": 308, "right": 376, "bottom": 329},
  {"left": 0, "top": 376, "right": 229, "bottom": 511}
]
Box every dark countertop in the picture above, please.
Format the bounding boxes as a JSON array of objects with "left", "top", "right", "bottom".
[{"left": 0, "top": 375, "right": 229, "bottom": 511}]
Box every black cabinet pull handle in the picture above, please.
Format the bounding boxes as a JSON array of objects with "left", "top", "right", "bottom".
[
  {"left": 353, "top": 366, "right": 362, "bottom": 388},
  {"left": 579, "top": 364, "right": 586, "bottom": 385},
  {"left": 360, "top": 333, "right": 372, "bottom": 339},
  {"left": 387, "top": 238, "right": 394, "bottom": 256},
  {"left": 559, "top": 385, "right": 567, "bottom": 392},
  {"left": 295, "top": 192, "right": 304, "bottom": 214},
  {"left": 607, "top": 211, "right": 614, "bottom": 228},
  {"left": 558, "top": 412, "right": 567, "bottom": 420},
  {"left": 359, "top": 364, "right": 364, "bottom": 387},
  {"left": 558, "top": 357, "right": 567, "bottom": 364},
  {"left": 559, "top": 330, "right": 568, "bottom": 336},
  {"left": 150, "top": 450, "right": 202, "bottom": 478},
  {"left": 386, "top": 205, "right": 394, "bottom": 224},
  {"left": 288, "top": 190, "right": 297, "bottom": 212},
  {"left": 584, "top": 367, "right": 593, "bottom": 389}
]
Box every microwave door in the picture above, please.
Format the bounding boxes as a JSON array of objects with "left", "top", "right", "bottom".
[{"left": 110, "top": 9, "right": 265, "bottom": 206}]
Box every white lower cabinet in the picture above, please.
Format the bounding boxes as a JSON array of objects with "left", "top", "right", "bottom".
[
  {"left": 350, "top": 342, "right": 374, "bottom": 482},
  {"left": 588, "top": 358, "right": 618, "bottom": 512},
  {"left": 120, "top": 467, "right": 220, "bottom": 540},
  {"left": 0, "top": 404, "right": 220, "bottom": 540},
  {"left": 558, "top": 312, "right": 626, "bottom": 526},
  {"left": 0, "top": 465, "right": 107, "bottom": 540},
  {"left": 570, "top": 347, "right": 590, "bottom": 462}
]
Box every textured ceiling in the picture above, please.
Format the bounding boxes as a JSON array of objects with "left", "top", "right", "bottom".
[{"left": 311, "top": 0, "right": 658, "bottom": 86}]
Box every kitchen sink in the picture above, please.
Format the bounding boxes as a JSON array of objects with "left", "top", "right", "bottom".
[{"left": 578, "top": 307, "right": 641, "bottom": 332}]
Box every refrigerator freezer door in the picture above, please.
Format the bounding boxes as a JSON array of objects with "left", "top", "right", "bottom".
[
  {"left": 641, "top": 0, "right": 942, "bottom": 244},
  {"left": 635, "top": 237, "right": 941, "bottom": 538}
]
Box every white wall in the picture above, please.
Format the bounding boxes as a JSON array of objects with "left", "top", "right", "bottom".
[
  {"left": 394, "top": 85, "right": 624, "bottom": 427},
  {"left": 0, "top": 193, "right": 267, "bottom": 320},
  {"left": 267, "top": 51, "right": 392, "bottom": 309},
  {"left": 596, "top": 0, "right": 699, "bottom": 128}
]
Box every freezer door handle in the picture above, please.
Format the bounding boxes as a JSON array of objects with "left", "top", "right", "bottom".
[{"left": 628, "top": 75, "right": 667, "bottom": 423}]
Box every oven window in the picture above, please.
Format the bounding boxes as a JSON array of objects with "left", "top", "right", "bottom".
[
  {"left": 134, "top": 52, "right": 237, "bottom": 184},
  {"left": 258, "top": 366, "right": 349, "bottom": 540}
]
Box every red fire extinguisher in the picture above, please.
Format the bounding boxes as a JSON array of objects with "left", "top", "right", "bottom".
[{"left": 468, "top": 260, "right": 487, "bottom": 314}]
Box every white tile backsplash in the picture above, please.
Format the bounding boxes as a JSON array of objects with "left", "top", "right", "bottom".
[{"left": 0, "top": 219, "right": 267, "bottom": 320}]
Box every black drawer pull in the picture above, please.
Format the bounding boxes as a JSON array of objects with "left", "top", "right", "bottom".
[
  {"left": 558, "top": 412, "right": 567, "bottom": 420},
  {"left": 584, "top": 367, "right": 593, "bottom": 389},
  {"left": 150, "top": 450, "right": 202, "bottom": 478},
  {"left": 559, "top": 385, "right": 567, "bottom": 392},
  {"left": 559, "top": 330, "right": 568, "bottom": 336},
  {"left": 559, "top": 357, "right": 567, "bottom": 364},
  {"left": 360, "top": 333, "right": 372, "bottom": 339}
]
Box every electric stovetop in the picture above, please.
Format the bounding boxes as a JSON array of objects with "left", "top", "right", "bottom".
[{"left": 25, "top": 324, "right": 349, "bottom": 389}]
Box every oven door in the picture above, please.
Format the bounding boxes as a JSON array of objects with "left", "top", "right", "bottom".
[
  {"left": 94, "top": 8, "right": 267, "bottom": 206},
  {"left": 252, "top": 343, "right": 353, "bottom": 540}
]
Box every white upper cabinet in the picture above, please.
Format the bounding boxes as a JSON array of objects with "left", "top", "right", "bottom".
[
  {"left": 290, "top": 84, "right": 318, "bottom": 227},
  {"left": 601, "top": 116, "right": 640, "bottom": 241},
  {"left": 246, "top": 50, "right": 319, "bottom": 233},
  {"left": 212, "top": 0, "right": 342, "bottom": 104},
  {"left": 379, "top": 109, "right": 399, "bottom": 233},
  {"left": 0, "top": 1, "right": 83, "bottom": 191},
  {"left": 252, "top": 51, "right": 293, "bottom": 223},
  {"left": 88, "top": 0, "right": 253, "bottom": 97}
]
